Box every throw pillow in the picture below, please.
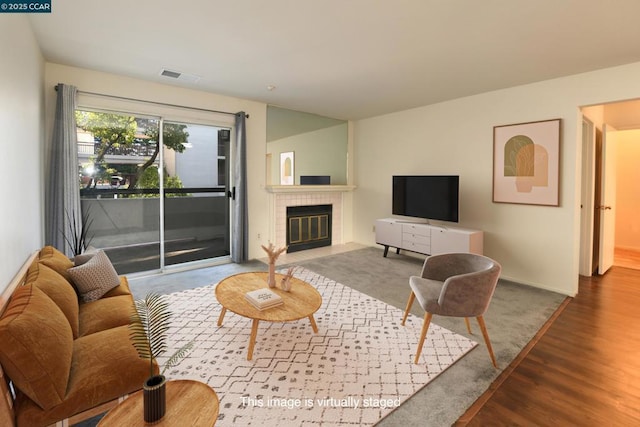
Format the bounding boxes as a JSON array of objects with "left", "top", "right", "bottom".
[
  {"left": 68, "top": 250, "right": 120, "bottom": 302},
  {"left": 73, "top": 245, "right": 99, "bottom": 266},
  {"left": 26, "top": 262, "right": 80, "bottom": 338},
  {"left": 0, "top": 285, "right": 73, "bottom": 410},
  {"left": 38, "top": 245, "right": 74, "bottom": 283}
]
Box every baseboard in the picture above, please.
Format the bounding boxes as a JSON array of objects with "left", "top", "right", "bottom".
[{"left": 499, "top": 275, "right": 575, "bottom": 297}]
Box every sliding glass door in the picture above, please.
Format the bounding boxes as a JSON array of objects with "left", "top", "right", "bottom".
[
  {"left": 162, "top": 121, "right": 231, "bottom": 267},
  {"left": 76, "top": 109, "right": 231, "bottom": 274}
]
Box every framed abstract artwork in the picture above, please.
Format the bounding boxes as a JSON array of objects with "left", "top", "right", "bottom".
[
  {"left": 280, "top": 151, "right": 294, "bottom": 185},
  {"left": 493, "top": 119, "right": 561, "bottom": 206}
]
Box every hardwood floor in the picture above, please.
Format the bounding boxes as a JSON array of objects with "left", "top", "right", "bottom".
[
  {"left": 457, "top": 266, "right": 640, "bottom": 426},
  {"left": 614, "top": 247, "right": 640, "bottom": 270}
]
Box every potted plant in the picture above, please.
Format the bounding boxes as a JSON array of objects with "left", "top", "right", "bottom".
[
  {"left": 129, "top": 293, "right": 193, "bottom": 423},
  {"left": 62, "top": 206, "right": 94, "bottom": 257}
]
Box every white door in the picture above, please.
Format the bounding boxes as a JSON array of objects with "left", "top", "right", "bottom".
[
  {"left": 579, "top": 117, "right": 595, "bottom": 275},
  {"left": 598, "top": 124, "right": 618, "bottom": 275}
]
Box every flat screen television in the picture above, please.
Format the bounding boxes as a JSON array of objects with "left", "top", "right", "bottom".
[{"left": 392, "top": 175, "right": 459, "bottom": 222}]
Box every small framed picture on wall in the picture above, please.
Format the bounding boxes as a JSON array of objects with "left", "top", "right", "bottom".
[{"left": 280, "top": 151, "right": 294, "bottom": 185}]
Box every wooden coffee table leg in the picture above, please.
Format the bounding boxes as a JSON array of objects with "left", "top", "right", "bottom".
[
  {"left": 217, "top": 307, "right": 227, "bottom": 326},
  {"left": 308, "top": 315, "right": 318, "bottom": 333},
  {"left": 247, "top": 319, "right": 260, "bottom": 361}
]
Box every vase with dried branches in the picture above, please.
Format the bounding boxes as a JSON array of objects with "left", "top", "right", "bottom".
[
  {"left": 280, "top": 266, "right": 297, "bottom": 292},
  {"left": 129, "top": 293, "right": 194, "bottom": 423},
  {"left": 261, "top": 242, "right": 287, "bottom": 288}
]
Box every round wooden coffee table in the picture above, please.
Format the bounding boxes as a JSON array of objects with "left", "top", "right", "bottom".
[
  {"left": 98, "top": 380, "right": 218, "bottom": 426},
  {"left": 215, "top": 271, "right": 322, "bottom": 360}
]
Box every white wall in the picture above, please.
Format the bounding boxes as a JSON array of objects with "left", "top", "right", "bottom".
[
  {"left": 353, "top": 61, "right": 640, "bottom": 296},
  {"left": 44, "top": 63, "right": 270, "bottom": 260},
  {"left": 0, "top": 17, "right": 45, "bottom": 291},
  {"left": 615, "top": 130, "right": 640, "bottom": 250}
]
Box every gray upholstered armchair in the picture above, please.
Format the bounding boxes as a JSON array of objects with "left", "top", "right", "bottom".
[{"left": 401, "top": 253, "right": 502, "bottom": 367}]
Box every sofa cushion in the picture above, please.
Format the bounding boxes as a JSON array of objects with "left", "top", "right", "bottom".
[
  {"left": 78, "top": 294, "right": 135, "bottom": 337},
  {"left": 38, "top": 246, "right": 74, "bottom": 284},
  {"left": 0, "top": 285, "right": 73, "bottom": 411},
  {"left": 25, "top": 262, "right": 80, "bottom": 338},
  {"left": 68, "top": 250, "right": 121, "bottom": 303},
  {"left": 14, "top": 325, "right": 157, "bottom": 427}
]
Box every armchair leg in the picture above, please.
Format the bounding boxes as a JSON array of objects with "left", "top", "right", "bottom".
[
  {"left": 476, "top": 315, "right": 498, "bottom": 368},
  {"left": 464, "top": 317, "right": 472, "bottom": 334},
  {"left": 414, "top": 312, "right": 433, "bottom": 364},
  {"left": 402, "top": 291, "right": 416, "bottom": 326}
]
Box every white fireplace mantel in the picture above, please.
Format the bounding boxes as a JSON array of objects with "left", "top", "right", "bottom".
[{"left": 265, "top": 185, "right": 356, "bottom": 193}]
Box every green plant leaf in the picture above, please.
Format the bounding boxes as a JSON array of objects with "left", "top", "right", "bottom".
[
  {"left": 129, "top": 292, "right": 189, "bottom": 378},
  {"left": 161, "top": 340, "right": 194, "bottom": 375},
  {"left": 62, "top": 206, "right": 94, "bottom": 256}
]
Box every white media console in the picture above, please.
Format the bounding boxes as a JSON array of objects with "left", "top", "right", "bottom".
[{"left": 375, "top": 218, "right": 483, "bottom": 257}]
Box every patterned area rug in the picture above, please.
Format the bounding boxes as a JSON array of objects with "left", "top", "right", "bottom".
[{"left": 158, "top": 268, "right": 477, "bottom": 426}]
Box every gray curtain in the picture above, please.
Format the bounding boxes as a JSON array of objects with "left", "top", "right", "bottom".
[
  {"left": 45, "top": 84, "right": 80, "bottom": 257},
  {"left": 231, "top": 112, "right": 248, "bottom": 262}
]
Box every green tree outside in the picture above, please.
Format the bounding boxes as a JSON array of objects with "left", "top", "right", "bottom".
[
  {"left": 75, "top": 111, "right": 189, "bottom": 189},
  {"left": 135, "top": 166, "right": 189, "bottom": 198}
]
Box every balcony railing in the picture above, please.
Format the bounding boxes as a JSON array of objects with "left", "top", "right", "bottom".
[
  {"left": 80, "top": 186, "right": 226, "bottom": 198},
  {"left": 80, "top": 187, "right": 229, "bottom": 274},
  {"left": 77, "top": 142, "right": 158, "bottom": 157}
]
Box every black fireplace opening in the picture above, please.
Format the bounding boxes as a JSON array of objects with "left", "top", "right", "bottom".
[{"left": 286, "top": 204, "right": 332, "bottom": 253}]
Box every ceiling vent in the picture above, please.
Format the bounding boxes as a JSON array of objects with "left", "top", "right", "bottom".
[
  {"left": 159, "top": 69, "right": 201, "bottom": 84},
  {"left": 160, "top": 69, "right": 181, "bottom": 79}
]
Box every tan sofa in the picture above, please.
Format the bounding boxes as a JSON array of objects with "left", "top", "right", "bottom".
[{"left": 0, "top": 246, "right": 157, "bottom": 427}]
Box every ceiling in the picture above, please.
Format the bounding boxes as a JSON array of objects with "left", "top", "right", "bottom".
[
  {"left": 602, "top": 99, "right": 640, "bottom": 130},
  {"left": 28, "top": 0, "right": 640, "bottom": 121}
]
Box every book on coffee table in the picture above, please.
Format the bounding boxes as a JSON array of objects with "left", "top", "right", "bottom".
[{"left": 245, "top": 288, "right": 283, "bottom": 310}]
